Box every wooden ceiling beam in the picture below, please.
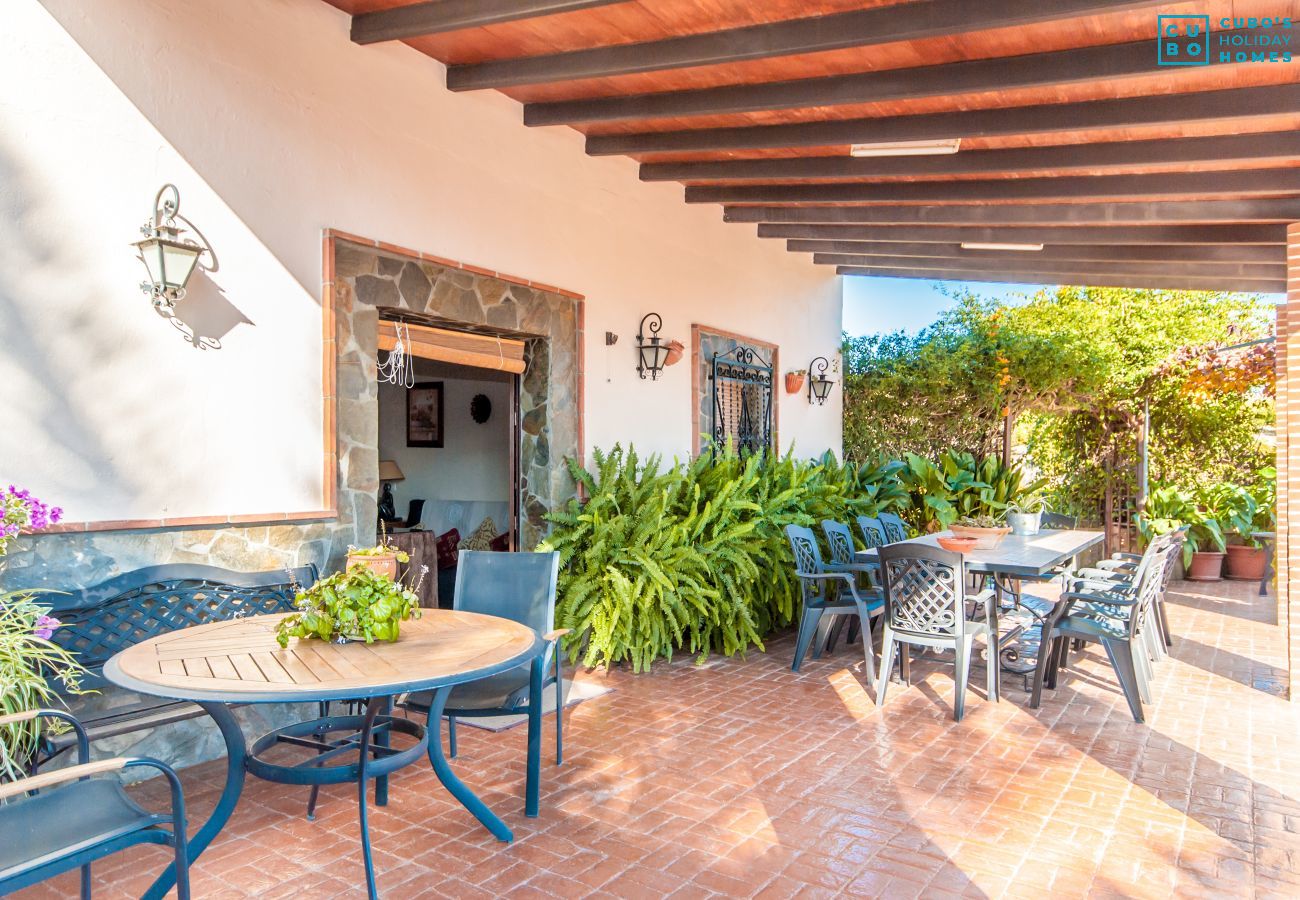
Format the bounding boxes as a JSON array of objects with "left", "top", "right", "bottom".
[
  {"left": 447, "top": 0, "right": 1164, "bottom": 91},
  {"left": 351, "top": 0, "right": 627, "bottom": 44},
  {"left": 724, "top": 198, "right": 1300, "bottom": 226},
  {"left": 788, "top": 241, "right": 1286, "bottom": 265},
  {"left": 588, "top": 84, "right": 1300, "bottom": 156},
  {"left": 834, "top": 266, "right": 1286, "bottom": 293},
  {"left": 812, "top": 253, "right": 1283, "bottom": 279},
  {"left": 687, "top": 168, "right": 1300, "bottom": 205},
  {"left": 641, "top": 132, "right": 1300, "bottom": 183},
  {"left": 529, "top": 28, "right": 1255, "bottom": 127},
  {"left": 757, "top": 223, "right": 1290, "bottom": 245}
]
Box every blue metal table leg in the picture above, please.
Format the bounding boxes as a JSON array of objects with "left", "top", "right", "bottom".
[
  {"left": 142, "top": 702, "right": 246, "bottom": 900},
  {"left": 375, "top": 695, "right": 391, "bottom": 808},
  {"left": 526, "top": 655, "right": 543, "bottom": 818},
  {"left": 424, "top": 686, "right": 513, "bottom": 841},
  {"left": 357, "top": 697, "right": 384, "bottom": 900}
]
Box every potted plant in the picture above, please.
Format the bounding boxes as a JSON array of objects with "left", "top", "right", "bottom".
[
  {"left": 0, "top": 487, "right": 87, "bottom": 782},
  {"left": 276, "top": 564, "right": 422, "bottom": 647},
  {"left": 784, "top": 370, "right": 807, "bottom": 394},
  {"left": 345, "top": 524, "right": 409, "bottom": 579},
  {"left": 1215, "top": 469, "right": 1276, "bottom": 580},
  {"left": 1005, "top": 497, "right": 1047, "bottom": 536},
  {"left": 1139, "top": 485, "right": 1225, "bottom": 581},
  {"left": 949, "top": 513, "right": 1012, "bottom": 548}
]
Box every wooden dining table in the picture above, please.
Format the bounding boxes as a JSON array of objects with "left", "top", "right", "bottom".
[
  {"left": 104, "top": 609, "right": 544, "bottom": 900},
  {"left": 857, "top": 528, "right": 1105, "bottom": 676}
]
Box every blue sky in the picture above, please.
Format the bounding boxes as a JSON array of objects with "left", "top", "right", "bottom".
[
  {"left": 842, "top": 276, "right": 1286, "bottom": 337},
  {"left": 842, "top": 276, "right": 1048, "bottom": 337}
]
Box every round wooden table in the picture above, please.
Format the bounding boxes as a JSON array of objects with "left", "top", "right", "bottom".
[{"left": 105, "top": 610, "right": 542, "bottom": 900}]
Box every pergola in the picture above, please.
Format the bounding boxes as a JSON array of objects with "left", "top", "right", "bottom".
[
  {"left": 327, "top": 1, "right": 1300, "bottom": 682},
  {"left": 329, "top": 0, "right": 1298, "bottom": 292}
]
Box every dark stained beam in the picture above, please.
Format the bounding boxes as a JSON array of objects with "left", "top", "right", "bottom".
[
  {"left": 757, "top": 223, "right": 1290, "bottom": 245},
  {"left": 529, "top": 29, "right": 1255, "bottom": 127},
  {"left": 813, "top": 253, "right": 1283, "bottom": 279},
  {"left": 723, "top": 199, "right": 1300, "bottom": 226},
  {"left": 447, "top": 0, "right": 1164, "bottom": 91},
  {"left": 834, "top": 265, "right": 1286, "bottom": 293},
  {"left": 788, "top": 241, "right": 1286, "bottom": 265},
  {"left": 686, "top": 168, "right": 1300, "bottom": 205},
  {"left": 351, "top": 0, "right": 627, "bottom": 44},
  {"left": 587, "top": 84, "right": 1300, "bottom": 155},
  {"left": 641, "top": 132, "right": 1300, "bottom": 183}
]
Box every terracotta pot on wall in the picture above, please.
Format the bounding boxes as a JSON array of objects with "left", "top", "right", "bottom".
[
  {"left": 1185, "top": 551, "right": 1225, "bottom": 582},
  {"left": 1224, "top": 544, "right": 1268, "bottom": 580},
  {"left": 663, "top": 340, "right": 685, "bottom": 367},
  {"left": 347, "top": 552, "right": 399, "bottom": 580},
  {"left": 784, "top": 372, "right": 806, "bottom": 394}
]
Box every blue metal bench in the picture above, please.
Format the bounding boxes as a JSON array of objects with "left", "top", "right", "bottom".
[{"left": 42, "top": 563, "right": 317, "bottom": 761}]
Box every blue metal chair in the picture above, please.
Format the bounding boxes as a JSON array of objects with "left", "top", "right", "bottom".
[
  {"left": 820, "top": 519, "right": 884, "bottom": 654},
  {"left": 400, "top": 551, "right": 568, "bottom": 767},
  {"left": 875, "top": 543, "right": 999, "bottom": 721},
  {"left": 785, "top": 525, "right": 882, "bottom": 686},
  {"left": 856, "top": 516, "right": 888, "bottom": 549},
  {"left": 0, "top": 710, "right": 191, "bottom": 899},
  {"left": 877, "top": 511, "right": 910, "bottom": 543}
]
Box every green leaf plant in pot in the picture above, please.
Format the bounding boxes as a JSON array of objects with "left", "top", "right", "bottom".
[
  {"left": 276, "top": 563, "right": 423, "bottom": 648},
  {"left": 1139, "top": 485, "right": 1226, "bottom": 581},
  {"left": 1006, "top": 496, "right": 1048, "bottom": 536},
  {"left": 1206, "top": 470, "right": 1274, "bottom": 581}
]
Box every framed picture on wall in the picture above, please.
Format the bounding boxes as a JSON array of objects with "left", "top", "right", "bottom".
[{"left": 407, "top": 382, "right": 444, "bottom": 448}]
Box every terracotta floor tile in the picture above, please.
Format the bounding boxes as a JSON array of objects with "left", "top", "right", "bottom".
[{"left": 14, "top": 579, "right": 1300, "bottom": 897}]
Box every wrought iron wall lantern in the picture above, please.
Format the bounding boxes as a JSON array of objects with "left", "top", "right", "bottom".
[
  {"left": 636, "top": 312, "right": 672, "bottom": 380},
  {"left": 808, "top": 356, "right": 835, "bottom": 405},
  {"left": 131, "top": 184, "right": 209, "bottom": 311}
]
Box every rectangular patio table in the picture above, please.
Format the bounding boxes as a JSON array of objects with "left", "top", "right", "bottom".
[{"left": 856, "top": 528, "right": 1105, "bottom": 676}]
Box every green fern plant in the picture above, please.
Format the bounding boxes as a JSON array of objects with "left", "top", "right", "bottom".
[{"left": 540, "top": 444, "right": 909, "bottom": 672}]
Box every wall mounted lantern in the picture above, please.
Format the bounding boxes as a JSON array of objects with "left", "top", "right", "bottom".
[
  {"left": 132, "top": 184, "right": 208, "bottom": 311},
  {"left": 636, "top": 312, "right": 672, "bottom": 380},
  {"left": 808, "top": 356, "right": 835, "bottom": 405}
]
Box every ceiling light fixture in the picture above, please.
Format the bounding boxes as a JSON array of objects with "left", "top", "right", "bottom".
[
  {"left": 849, "top": 138, "right": 961, "bottom": 157},
  {"left": 960, "top": 241, "right": 1045, "bottom": 252}
]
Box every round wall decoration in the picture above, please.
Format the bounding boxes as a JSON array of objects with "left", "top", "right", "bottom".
[{"left": 470, "top": 393, "right": 492, "bottom": 424}]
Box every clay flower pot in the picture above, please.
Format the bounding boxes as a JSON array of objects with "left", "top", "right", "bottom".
[
  {"left": 948, "top": 525, "right": 1012, "bottom": 549},
  {"left": 347, "top": 552, "right": 399, "bottom": 580},
  {"left": 784, "top": 372, "right": 806, "bottom": 394},
  {"left": 663, "top": 340, "right": 685, "bottom": 367},
  {"left": 1185, "top": 551, "right": 1225, "bottom": 582},
  {"left": 1224, "top": 544, "right": 1268, "bottom": 581}
]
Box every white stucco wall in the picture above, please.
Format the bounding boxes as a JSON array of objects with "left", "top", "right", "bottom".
[{"left": 1, "top": 0, "right": 843, "bottom": 525}]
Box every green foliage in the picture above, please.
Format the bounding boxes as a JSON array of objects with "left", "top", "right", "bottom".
[
  {"left": 540, "top": 444, "right": 907, "bottom": 672},
  {"left": 844, "top": 286, "right": 1274, "bottom": 526},
  {"left": 0, "top": 591, "right": 87, "bottom": 781},
  {"left": 896, "top": 450, "right": 1044, "bottom": 532},
  {"left": 276, "top": 565, "right": 421, "bottom": 648},
  {"left": 1137, "top": 485, "right": 1226, "bottom": 568},
  {"left": 540, "top": 444, "right": 1042, "bottom": 672}
]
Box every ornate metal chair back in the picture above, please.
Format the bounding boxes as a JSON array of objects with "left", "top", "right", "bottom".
[
  {"left": 877, "top": 543, "right": 972, "bottom": 640},
  {"left": 785, "top": 524, "right": 836, "bottom": 607},
  {"left": 820, "top": 520, "right": 858, "bottom": 567},
  {"left": 856, "top": 516, "right": 887, "bottom": 549},
  {"left": 877, "top": 512, "right": 909, "bottom": 544}
]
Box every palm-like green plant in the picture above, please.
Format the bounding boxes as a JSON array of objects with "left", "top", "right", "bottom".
[
  {"left": 1138, "top": 485, "right": 1225, "bottom": 568},
  {"left": 896, "top": 451, "right": 1044, "bottom": 532}
]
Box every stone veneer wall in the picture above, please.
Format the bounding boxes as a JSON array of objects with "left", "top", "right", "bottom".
[
  {"left": 0, "top": 235, "right": 581, "bottom": 771},
  {"left": 334, "top": 238, "right": 581, "bottom": 551}
]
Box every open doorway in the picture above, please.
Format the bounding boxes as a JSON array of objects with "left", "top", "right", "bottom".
[{"left": 377, "top": 351, "right": 519, "bottom": 605}]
